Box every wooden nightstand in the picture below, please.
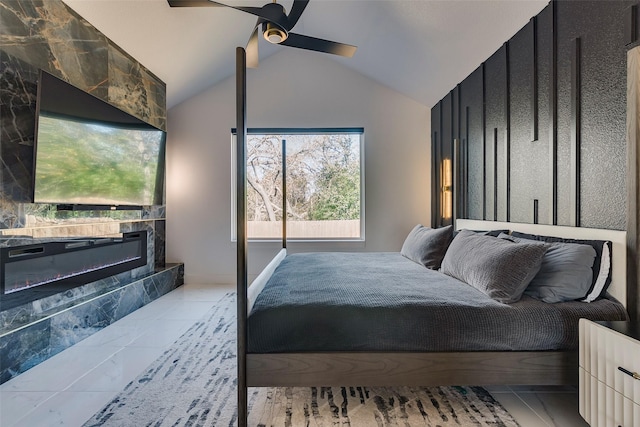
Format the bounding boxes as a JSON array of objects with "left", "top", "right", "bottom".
[{"left": 579, "top": 319, "right": 640, "bottom": 426}]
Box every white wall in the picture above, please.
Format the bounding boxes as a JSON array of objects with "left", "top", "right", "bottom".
[{"left": 166, "top": 49, "right": 430, "bottom": 284}]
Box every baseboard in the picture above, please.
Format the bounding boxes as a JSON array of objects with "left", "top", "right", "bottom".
[{"left": 184, "top": 273, "right": 236, "bottom": 286}]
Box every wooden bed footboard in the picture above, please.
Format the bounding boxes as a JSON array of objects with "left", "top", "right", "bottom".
[{"left": 247, "top": 351, "right": 578, "bottom": 387}]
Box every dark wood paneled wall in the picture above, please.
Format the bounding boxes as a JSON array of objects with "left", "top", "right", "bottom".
[
  {"left": 431, "top": 0, "right": 640, "bottom": 320},
  {"left": 628, "top": 46, "right": 640, "bottom": 330},
  {"left": 459, "top": 67, "right": 484, "bottom": 221}
]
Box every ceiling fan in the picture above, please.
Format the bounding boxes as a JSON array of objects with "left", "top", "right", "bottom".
[{"left": 167, "top": 0, "right": 357, "bottom": 68}]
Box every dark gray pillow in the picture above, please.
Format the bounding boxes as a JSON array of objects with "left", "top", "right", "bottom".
[
  {"left": 440, "top": 230, "right": 548, "bottom": 303},
  {"left": 452, "top": 229, "right": 510, "bottom": 238},
  {"left": 498, "top": 233, "right": 596, "bottom": 303},
  {"left": 510, "top": 231, "right": 612, "bottom": 302},
  {"left": 400, "top": 224, "right": 453, "bottom": 269}
]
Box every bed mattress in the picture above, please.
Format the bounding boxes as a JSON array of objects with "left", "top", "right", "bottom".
[{"left": 247, "top": 252, "right": 628, "bottom": 353}]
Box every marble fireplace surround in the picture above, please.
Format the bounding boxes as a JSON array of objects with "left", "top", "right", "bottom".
[
  {"left": 0, "top": 262, "right": 184, "bottom": 384},
  {"left": 0, "top": 220, "right": 184, "bottom": 385}
]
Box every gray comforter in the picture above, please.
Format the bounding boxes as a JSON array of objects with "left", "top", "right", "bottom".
[{"left": 247, "top": 252, "right": 628, "bottom": 353}]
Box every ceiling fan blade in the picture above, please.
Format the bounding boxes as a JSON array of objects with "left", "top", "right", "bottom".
[
  {"left": 168, "top": 1, "right": 290, "bottom": 35},
  {"left": 246, "top": 22, "right": 261, "bottom": 69},
  {"left": 167, "top": 0, "right": 223, "bottom": 7},
  {"left": 169, "top": 0, "right": 289, "bottom": 30},
  {"left": 280, "top": 33, "right": 357, "bottom": 58},
  {"left": 285, "top": 0, "right": 309, "bottom": 30}
]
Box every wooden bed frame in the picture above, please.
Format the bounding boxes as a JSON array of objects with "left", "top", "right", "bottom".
[
  {"left": 233, "top": 48, "right": 629, "bottom": 425},
  {"left": 244, "top": 219, "right": 627, "bottom": 389}
]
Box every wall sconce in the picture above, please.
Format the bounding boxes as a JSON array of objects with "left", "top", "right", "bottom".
[{"left": 441, "top": 158, "right": 452, "bottom": 220}]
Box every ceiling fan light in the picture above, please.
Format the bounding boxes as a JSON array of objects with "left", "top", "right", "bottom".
[{"left": 263, "top": 22, "right": 287, "bottom": 44}]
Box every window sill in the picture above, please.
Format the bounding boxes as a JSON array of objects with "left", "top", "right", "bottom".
[{"left": 232, "top": 238, "right": 365, "bottom": 244}]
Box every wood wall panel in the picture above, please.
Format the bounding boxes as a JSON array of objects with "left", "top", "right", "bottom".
[
  {"left": 570, "top": 36, "right": 582, "bottom": 227},
  {"left": 432, "top": 0, "right": 633, "bottom": 231},
  {"left": 627, "top": 46, "right": 640, "bottom": 323},
  {"left": 555, "top": 1, "right": 575, "bottom": 227},
  {"left": 484, "top": 46, "right": 507, "bottom": 222},
  {"left": 537, "top": 4, "right": 553, "bottom": 225},
  {"left": 625, "top": 4, "right": 640, "bottom": 46},
  {"left": 555, "top": 1, "right": 630, "bottom": 230},
  {"left": 430, "top": 103, "right": 441, "bottom": 228},
  {"left": 509, "top": 20, "right": 539, "bottom": 224},
  {"left": 431, "top": 0, "right": 639, "bottom": 320},
  {"left": 452, "top": 85, "right": 462, "bottom": 219},
  {"left": 548, "top": 1, "right": 559, "bottom": 225},
  {"left": 575, "top": 1, "right": 628, "bottom": 230},
  {"left": 441, "top": 93, "right": 454, "bottom": 227},
  {"left": 460, "top": 67, "right": 484, "bottom": 220}
]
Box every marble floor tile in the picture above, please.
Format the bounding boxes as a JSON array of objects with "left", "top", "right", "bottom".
[
  {"left": 491, "top": 392, "right": 552, "bottom": 427},
  {"left": 112, "top": 298, "right": 172, "bottom": 322},
  {"left": 67, "top": 346, "right": 164, "bottom": 392},
  {"left": 163, "top": 283, "right": 235, "bottom": 301},
  {"left": 126, "top": 318, "right": 196, "bottom": 348},
  {"left": 0, "top": 391, "right": 55, "bottom": 426},
  {"left": 156, "top": 300, "right": 218, "bottom": 320},
  {"left": 73, "top": 322, "right": 148, "bottom": 348},
  {"left": 0, "top": 345, "right": 120, "bottom": 392},
  {"left": 515, "top": 391, "right": 589, "bottom": 427},
  {"left": 482, "top": 385, "right": 513, "bottom": 393},
  {"left": 10, "top": 391, "right": 117, "bottom": 427}
]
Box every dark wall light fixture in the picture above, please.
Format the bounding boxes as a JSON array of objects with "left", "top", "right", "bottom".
[{"left": 441, "top": 158, "right": 452, "bottom": 221}]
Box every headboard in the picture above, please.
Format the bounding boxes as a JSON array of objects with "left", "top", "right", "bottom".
[{"left": 455, "top": 219, "right": 627, "bottom": 308}]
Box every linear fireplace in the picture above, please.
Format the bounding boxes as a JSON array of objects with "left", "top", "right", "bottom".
[{"left": 0, "top": 231, "right": 147, "bottom": 311}]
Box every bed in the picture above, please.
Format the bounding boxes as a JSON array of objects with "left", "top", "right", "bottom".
[
  {"left": 231, "top": 49, "right": 630, "bottom": 426},
  {"left": 243, "top": 219, "right": 628, "bottom": 389}
]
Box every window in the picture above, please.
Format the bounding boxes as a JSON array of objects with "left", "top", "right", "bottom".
[{"left": 232, "top": 128, "right": 364, "bottom": 241}]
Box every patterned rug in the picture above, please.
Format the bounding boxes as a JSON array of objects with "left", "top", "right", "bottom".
[{"left": 83, "top": 293, "right": 520, "bottom": 426}]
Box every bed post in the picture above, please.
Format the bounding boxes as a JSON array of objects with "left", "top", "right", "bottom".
[
  {"left": 236, "top": 46, "right": 248, "bottom": 427},
  {"left": 282, "top": 139, "right": 287, "bottom": 249}
]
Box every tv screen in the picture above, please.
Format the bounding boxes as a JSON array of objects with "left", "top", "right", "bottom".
[{"left": 33, "top": 71, "right": 166, "bottom": 207}]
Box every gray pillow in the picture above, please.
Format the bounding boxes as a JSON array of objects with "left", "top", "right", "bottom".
[
  {"left": 498, "top": 233, "right": 596, "bottom": 303},
  {"left": 510, "top": 231, "right": 611, "bottom": 302},
  {"left": 400, "top": 224, "right": 453, "bottom": 269},
  {"left": 440, "top": 230, "right": 548, "bottom": 303}
]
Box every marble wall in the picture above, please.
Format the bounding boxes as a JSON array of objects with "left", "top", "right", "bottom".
[
  {"left": 0, "top": 0, "right": 166, "bottom": 222},
  {"left": 0, "top": 0, "right": 176, "bottom": 383},
  {"left": 0, "top": 0, "right": 168, "bottom": 265}
]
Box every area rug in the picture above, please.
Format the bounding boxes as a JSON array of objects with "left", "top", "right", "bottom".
[{"left": 83, "top": 293, "right": 520, "bottom": 426}]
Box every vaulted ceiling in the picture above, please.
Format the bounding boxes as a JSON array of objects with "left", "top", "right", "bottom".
[{"left": 62, "top": 0, "right": 548, "bottom": 109}]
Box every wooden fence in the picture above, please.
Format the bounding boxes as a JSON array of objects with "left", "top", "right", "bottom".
[{"left": 248, "top": 220, "right": 360, "bottom": 239}]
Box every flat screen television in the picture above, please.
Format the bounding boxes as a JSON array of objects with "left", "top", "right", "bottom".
[{"left": 33, "top": 70, "right": 166, "bottom": 209}]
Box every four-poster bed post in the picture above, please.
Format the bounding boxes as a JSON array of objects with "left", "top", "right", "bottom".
[
  {"left": 235, "top": 46, "right": 288, "bottom": 427},
  {"left": 235, "top": 46, "right": 248, "bottom": 427},
  {"left": 282, "top": 139, "right": 287, "bottom": 248}
]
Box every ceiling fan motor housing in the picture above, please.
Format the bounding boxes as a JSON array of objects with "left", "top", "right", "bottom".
[
  {"left": 260, "top": 2, "right": 289, "bottom": 44},
  {"left": 263, "top": 22, "right": 288, "bottom": 43}
]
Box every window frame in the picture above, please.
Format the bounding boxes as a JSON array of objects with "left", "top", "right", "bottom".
[{"left": 231, "top": 127, "right": 365, "bottom": 242}]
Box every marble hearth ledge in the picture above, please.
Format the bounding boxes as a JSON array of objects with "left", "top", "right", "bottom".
[{"left": 0, "top": 263, "right": 184, "bottom": 385}]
